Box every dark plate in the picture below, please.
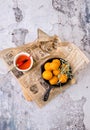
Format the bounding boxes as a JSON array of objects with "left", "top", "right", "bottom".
[{"left": 41, "top": 57, "right": 72, "bottom": 87}]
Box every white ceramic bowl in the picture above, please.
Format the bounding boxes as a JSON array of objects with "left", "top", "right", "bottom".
[{"left": 14, "top": 52, "right": 33, "bottom": 72}]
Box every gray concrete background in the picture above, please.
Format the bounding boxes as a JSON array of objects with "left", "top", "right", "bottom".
[{"left": 0, "top": 0, "right": 90, "bottom": 130}]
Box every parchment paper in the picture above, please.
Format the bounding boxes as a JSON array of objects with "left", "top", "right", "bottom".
[{"left": 0, "top": 29, "right": 89, "bottom": 107}]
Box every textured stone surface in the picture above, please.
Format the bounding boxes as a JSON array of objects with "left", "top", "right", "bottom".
[
  {"left": 0, "top": 0, "right": 90, "bottom": 130},
  {"left": 12, "top": 28, "right": 28, "bottom": 46}
]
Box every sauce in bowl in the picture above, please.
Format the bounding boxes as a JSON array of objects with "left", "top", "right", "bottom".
[
  {"left": 16, "top": 55, "right": 31, "bottom": 70},
  {"left": 14, "top": 52, "right": 33, "bottom": 72}
]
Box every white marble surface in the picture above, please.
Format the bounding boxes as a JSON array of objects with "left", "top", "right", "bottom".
[{"left": 0, "top": 0, "right": 90, "bottom": 130}]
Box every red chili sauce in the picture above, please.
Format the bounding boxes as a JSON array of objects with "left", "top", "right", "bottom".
[{"left": 16, "top": 55, "right": 31, "bottom": 70}]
